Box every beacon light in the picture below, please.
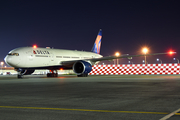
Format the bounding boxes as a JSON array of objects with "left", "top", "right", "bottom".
[{"left": 33, "top": 45, "right": 37, "bottom": 48}]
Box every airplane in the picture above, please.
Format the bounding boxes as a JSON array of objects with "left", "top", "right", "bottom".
[{"left": 4, "top": 29, "right": 175, "bottom": 78}]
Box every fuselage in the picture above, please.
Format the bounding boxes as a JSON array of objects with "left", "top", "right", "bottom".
[{"left": 4, "top": 47, "right": 103, "bottom": 69}]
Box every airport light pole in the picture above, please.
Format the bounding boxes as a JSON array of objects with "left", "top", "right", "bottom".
[
  {"left": 142, "top": 47, "right": 148, "bottom": 64},
  {"left": 115, "top": 52, "right": 120, "bottom": 65},
  {"left": 142, "top": 60, "right": 148, "bottom": 64},
  {"left": 173, "top": 58, "right": 179, "bottom": 63},
  {"left": 157, "top": 58, "right": 162, "bottom": 64}
]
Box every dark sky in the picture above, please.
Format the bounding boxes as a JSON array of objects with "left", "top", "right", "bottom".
[{"left": 0, "top": 0, "right": 180, "bottom": 65}]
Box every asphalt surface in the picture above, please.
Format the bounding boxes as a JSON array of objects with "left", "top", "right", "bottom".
[{"left": 0, "top": 75, "right": 180, "bottom": 120}]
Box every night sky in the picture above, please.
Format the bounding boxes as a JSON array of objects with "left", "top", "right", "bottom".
[{"left": 1, "top": 0, "right": 180, "bottom": 65}]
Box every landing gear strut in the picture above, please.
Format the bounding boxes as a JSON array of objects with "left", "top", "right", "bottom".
[
  {"left": 17, "top": 69, "right": 23, "bottom": 78},
  {"left": 47, "top": 70, "right": 58, "bottom": 77}
]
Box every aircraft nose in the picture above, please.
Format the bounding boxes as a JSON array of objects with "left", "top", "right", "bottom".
[
  {"left": 4, "top": 55, "right": 19, "bottom": 67},
  {"left": 4, "top": 55, "right": 11, "bottom": 66}
]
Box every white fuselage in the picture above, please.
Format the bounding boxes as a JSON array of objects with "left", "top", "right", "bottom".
[{"left": 4, "top": 47, "right": 103, "bottom": 69}]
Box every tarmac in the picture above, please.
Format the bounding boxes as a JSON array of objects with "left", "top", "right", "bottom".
[{"left": 0, "top": 74, "right": 180, "bottom": 120}]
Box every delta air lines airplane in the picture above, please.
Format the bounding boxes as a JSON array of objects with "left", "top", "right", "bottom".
[{"left": 4, "top": 29, "right": 174, "bottom": 78}]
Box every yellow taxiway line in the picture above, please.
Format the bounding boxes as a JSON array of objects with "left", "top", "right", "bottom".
[{"left": 0, "top": 106, "right": 180, "bottom": 115}]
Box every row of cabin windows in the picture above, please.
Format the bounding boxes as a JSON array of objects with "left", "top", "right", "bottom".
[
  {"left": 56, "top": 56, "right": 91, "bottom": 59},
  {"left": 35, "top": 55, "right": 91, "bottom": 59},
  {"left": 7, "top": 53, "right": 93, "bottom": 59}
]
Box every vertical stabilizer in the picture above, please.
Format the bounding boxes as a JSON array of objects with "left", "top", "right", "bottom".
[{"left": 91, "top": 29, "right": 102, "bottom": 54}]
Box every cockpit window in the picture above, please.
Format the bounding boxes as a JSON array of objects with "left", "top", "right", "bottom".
[{"left": 8, "top": 53, "right": 19, "bottom": 56}]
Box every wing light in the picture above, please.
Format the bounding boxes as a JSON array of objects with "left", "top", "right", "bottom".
[{"left": 168, "top": 51, "right": 176, "bottom": 55}]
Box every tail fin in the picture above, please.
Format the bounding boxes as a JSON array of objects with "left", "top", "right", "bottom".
[{"left": 91, "top": 29, "right": 102, "bottom": 54}]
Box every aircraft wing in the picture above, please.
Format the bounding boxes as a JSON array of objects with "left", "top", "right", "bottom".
[
  {"left": 89, "top": 52, "right": 175, "bottom": 62},
  {"left": 60, "top": 52, "right": 175, "bottom": 66}
]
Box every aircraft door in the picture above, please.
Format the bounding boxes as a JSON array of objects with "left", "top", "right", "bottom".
[
  {"left": 51, "top": 54, "right": 54, "bottom": 61},
  {"left": 50, "top": 50, "right": 54, "bottom": 63}
]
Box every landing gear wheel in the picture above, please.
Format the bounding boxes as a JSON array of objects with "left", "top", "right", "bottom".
[
  {"left": 17, "top": 74, "right": 23, "bottom": 78},
  {"left": 47, "top": 70, "right": 58, "bottom": 77},
  {"left": 17, "top": 69, "right": 23, "bottom": 79}
]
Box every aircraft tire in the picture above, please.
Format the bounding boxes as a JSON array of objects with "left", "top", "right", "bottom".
[
  {"left": 47, "top": 73, "right": 50, "bottom": 77},
  {"left": 47, "top": 73, "right": 58, "bottom": 77},
  {"left": 55, "top": 73, "right": 58, "bottom": 77},
  {"left": 18, "top": 75, "right": 22, "bottom": 78}
]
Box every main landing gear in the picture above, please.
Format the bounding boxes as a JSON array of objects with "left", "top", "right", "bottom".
[{"left": 47, "top": 70, "right": 58, "bottom": 77}]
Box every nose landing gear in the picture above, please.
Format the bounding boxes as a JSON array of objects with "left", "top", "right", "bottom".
[
  {"left": 17, "top": 68, "right": 24, "bottom": 78},
  {"left": 17, "top": 74, "right": 23, "bottom": 78}
]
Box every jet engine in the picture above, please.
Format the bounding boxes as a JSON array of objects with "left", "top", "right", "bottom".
[{"left": 73, "top": 61, "right": 92, "bottom": 77}]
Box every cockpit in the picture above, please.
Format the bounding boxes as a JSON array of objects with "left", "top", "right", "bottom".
[{"left": 7, "top": 53, "right": 19, "bottom": 56}]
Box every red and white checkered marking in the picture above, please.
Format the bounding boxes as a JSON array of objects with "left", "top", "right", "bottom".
[{"left": 89, "top": 64, "right": 180, "bottom": 75}]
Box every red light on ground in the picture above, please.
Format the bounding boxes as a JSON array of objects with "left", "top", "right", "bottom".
[{"left": 33, "top": 45, "right": 37, "bottom": 48}]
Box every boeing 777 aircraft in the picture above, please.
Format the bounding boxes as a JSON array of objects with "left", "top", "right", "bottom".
[{"left": 4, "top": 29, "right": 174, "bottom": 78}]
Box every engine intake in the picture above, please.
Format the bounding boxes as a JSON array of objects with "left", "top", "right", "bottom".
[{"left": 73, "top": 61, "right": 92, "bottom": 75}]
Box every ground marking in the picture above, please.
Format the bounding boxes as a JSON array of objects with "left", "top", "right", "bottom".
[
  {"left": 1, "top": 106, "right": 180, "bottom": 116},
  {"left": 160, "top": 108, "right": 180, "bottom": 120}
]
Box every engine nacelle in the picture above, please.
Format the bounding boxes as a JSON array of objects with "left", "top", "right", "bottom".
[
  {"left": 73, "top": 61, "right": 92, "bottom": 75},
  {"left": 19, "top": 69, "right": 35, "bottom": 75}
]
